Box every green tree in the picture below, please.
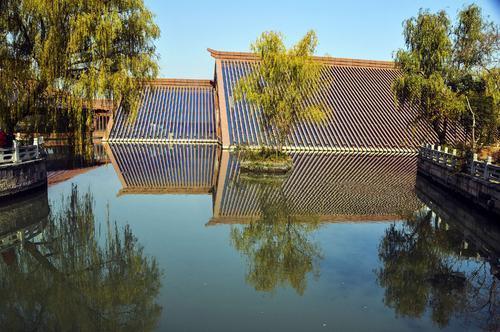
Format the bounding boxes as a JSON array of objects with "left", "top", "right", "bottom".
[
  {"left": 230, "top": 176, "right": 322, "bottom": 295},
  {"left": 233, "top": 30, "right": 325, "bottom": 150},
  {"left": 0, "top": 185, "right": 162, "bottom": 331},
  {"left": 376, "top": 210, "right": 466, "bottom": 327},
  {"left": 393, "top": 5, "right": 499, "bottom": 145},
  {"left": 377, "top": 207, "right": 499, "bottom": 330},
  {"left": 0, "top": 0, "right": 159, "bottom": 136}
]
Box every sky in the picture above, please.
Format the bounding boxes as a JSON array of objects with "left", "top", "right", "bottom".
[{"left": 144, "top": 0, "right": 500, "bottom": 79}]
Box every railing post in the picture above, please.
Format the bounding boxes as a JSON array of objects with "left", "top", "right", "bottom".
[
  {"left": 33, "top": 137, "right": 39, "bottom": 158},
  {"left": 451, "top": 149, "right": 457, "bottom": 169},
  {"left": 13, "top": 140, "right": 20, "bottom": 163},
  {"left": 470, "top": 153, "right": 478, "bottom": 176},
  {"left": 437, "top": 146, "right": 442, "bottom": 164},
  {"left": 484, "top": 156, "right": 492, "bottom": 181}
]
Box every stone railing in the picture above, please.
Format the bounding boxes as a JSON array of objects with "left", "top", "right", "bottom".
[
  {"left": 420, "top": 144, "right": 500, "bottom": 183},
  {"left": 419, "top": 144, "right": 460, "bottom": 170},
  {"left": 0, "top": 137, "right": 44, "bottom": 165},
  {"left": 470, "top": 155, "right": 500, "bottom": 183}
]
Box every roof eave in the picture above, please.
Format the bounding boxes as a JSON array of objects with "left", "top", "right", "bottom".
[
  {"left": 207, "top": 48, "right": 395, "bottom": 70},
  {"left": 143, "top": 78, "right": 215, "bottom": 88}
]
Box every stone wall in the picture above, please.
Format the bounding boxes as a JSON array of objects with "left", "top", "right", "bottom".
[
  {"left": 416, "top": 174, "right": 500, "bottom": 254},
  {"left": 417, "top": 157, "right": 500, "bottom": 217},
  {"left": 0, "top": 159, "right": 47, "bottom": 198}
]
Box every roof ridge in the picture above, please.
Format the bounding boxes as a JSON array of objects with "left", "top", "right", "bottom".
[
  {"left": 207, "top": 48, "right": 395, "bottom": 70},
  {"left": 145, "top": 78, "right": 214, "bottom": 87}
]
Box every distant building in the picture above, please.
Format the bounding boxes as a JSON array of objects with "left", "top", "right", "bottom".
[{"left": 107, "top": 49, "right": 465, "bottom": 152}]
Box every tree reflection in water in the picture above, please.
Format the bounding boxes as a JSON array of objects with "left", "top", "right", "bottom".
[
  {"left": 377, "top": 208, "right": 499, "bottom": 331},
  {"left": 0, "top": 185, "right": 162, "bottom": 331},
  {"left": 230, "top": 176, "right": 323, "bottom": 295}
]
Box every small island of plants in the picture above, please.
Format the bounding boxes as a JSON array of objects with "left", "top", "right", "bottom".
[{"left": 238, "top": 146, "right": 293, "bottom": 175}]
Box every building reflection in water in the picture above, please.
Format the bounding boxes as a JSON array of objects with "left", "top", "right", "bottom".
[
  {"left": 229, "top": 173, "right": 323, "bottom": 295},
  {"left": 215, "top": 150, "right": 422, "bottom": 295},
  {"left": 212, "top": 150, "right": 421, "bottom": 222},
  {"left": 104, "top": 143, "right": 499, "bottom": 329},
  {"left": 45, "top": 140, "right": 109, "bottom": 172},
  {"left": 105, "top": 144, "right": 421, "bottom": 220},
  {"left": 105, "top": 144, "right": 422, "bottom": 295},
  {"left": 0, "top": 186, "right": 162, "bottom": 331},
  {"left": 105, "top": 143, "right": 218, "bottom": 196}
]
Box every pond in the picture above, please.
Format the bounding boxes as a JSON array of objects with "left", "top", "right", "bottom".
[{"left": 0, "top": 143, "right": 498, "bottom": 331}]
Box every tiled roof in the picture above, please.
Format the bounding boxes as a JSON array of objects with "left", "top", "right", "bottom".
[
  {"left": 106, "top": 143, "right": 218, "bottom": 195},
  {"left": 212, "top": 50, "right": 466, "bottom": 151},
  {"left": 107, "top": 50, "right": 466, "bottom": 150},
  {"left": 108, "top": 79, "right": 217, "bottom": 143}
]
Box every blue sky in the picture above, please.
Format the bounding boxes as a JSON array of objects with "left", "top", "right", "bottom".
[{"left": 144, "top": 0, "right": 500, "bottom": 79}]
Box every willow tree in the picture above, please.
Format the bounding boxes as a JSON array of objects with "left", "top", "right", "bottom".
[
  {"left": 376, "top": 210, "right": 466, "bottom": 328},
  {"left": 377, "top": 207, "right": 499, "bottom": 330},
  {"left": 0, "top": 185, "right": 162, "bottom": 331},
  {"left": 230, "top": 176, "right": 322, "bottom": 295},
  {"left": 233, "top": 30, "right": 325, "bottom": 150},
  {"left": 393, "top": 5, "right": 499, "bottom": 145},
  {"left": 0, "top": 0, "right": 159, "bottom": 136}
]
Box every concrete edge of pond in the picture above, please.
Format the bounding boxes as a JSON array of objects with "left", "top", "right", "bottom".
[{"left": 0, "top": 158, "right": 48, "bottom": 200}]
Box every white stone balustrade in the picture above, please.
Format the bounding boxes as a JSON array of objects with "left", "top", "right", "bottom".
[
  {"left": 420, "top": 144, "right": 500, "bottom": 183},
  {"left": 0, "top": 137, "right": 44, "bottom": 165}
]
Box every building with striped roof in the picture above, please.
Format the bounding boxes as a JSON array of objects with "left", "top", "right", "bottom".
[
  {"left": 106, "top": 49, "right": 465, "bottom": 152},
  {"left": 108, "top": 79, "right": 218, "bottom": 144}
]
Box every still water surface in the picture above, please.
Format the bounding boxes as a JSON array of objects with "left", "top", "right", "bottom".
[{"left": 1, "top": 144, "right": 498, "bottom": 331}]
